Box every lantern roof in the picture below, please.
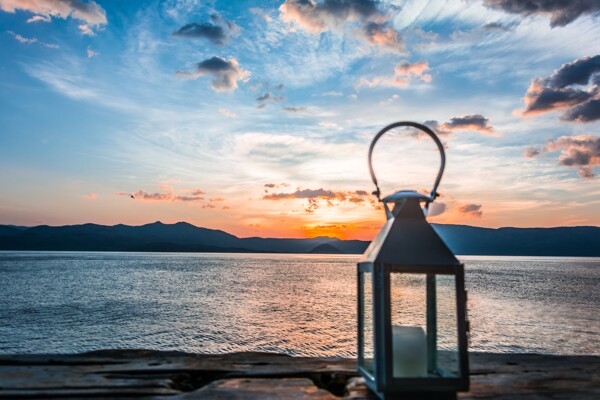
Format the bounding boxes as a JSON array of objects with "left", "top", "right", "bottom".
[{"left": 359, "top": 197, "right": 460, "bottom": 266}]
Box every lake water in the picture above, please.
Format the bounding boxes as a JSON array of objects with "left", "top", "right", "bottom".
[{"left": 0, "top": 252, "right": 598, "bottom": 356}]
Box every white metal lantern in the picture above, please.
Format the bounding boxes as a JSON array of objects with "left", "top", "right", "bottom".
[{"left": 357, "top": 121, "right": 469, "bottom": 400}]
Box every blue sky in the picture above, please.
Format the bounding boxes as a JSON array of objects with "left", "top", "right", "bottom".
[{"left": 1, "top": 0, "right": 599, "bottom": 239}]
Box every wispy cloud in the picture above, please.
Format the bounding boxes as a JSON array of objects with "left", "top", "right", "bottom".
[
  {"left": 357, "top": 61, "right": 431, "bottom": 88},
  {"left": 86, "top": 46, "right": 99, "bottom": 58},
  {"left": 7, "top": 30, "right": 37, "bottom": 44},
  {"left": 119, "top": 189, "right": 205, "bottom": 202},
  {"left": 7, "top": 30, "right": 58, "bottom": 48},
  {"left": 27, "top": 14, "right": 50, "bottom": 23},
  {"left": 257, "top": 92, "right": 285, "bottom": 108},
  {"left": 218, "top": 108, "right": 238, "bottom": 118},
  {"left": 282, "top": 106, "right": 306, "bottom": 112}
]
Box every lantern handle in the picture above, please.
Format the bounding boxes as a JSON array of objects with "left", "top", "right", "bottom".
[{"left": 368, "top": 121, "right": 445, "bottom": 204}]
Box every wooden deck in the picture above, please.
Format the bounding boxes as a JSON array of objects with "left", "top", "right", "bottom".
[{"left": 0, "top": 350, "right": 598, "bottom": 399}]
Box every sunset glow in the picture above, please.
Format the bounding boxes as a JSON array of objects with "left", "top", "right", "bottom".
[{"left": 1, "top": 0, "right": 599, "bottom": 240}]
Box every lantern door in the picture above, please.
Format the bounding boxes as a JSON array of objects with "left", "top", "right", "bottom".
[{"left": 382, "top": 265, "right": 469, "bottom": 392}]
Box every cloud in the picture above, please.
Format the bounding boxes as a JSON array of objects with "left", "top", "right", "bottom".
[
  {"left": 84, "top": 193, "right": 97, "bottom": 200},
  {"left": 209, "top": 197, "right": 225, "bottom": 202},
  {"left": 482, "top": 22, "right": 513, "bottom": 32},
  {"left": 250, "top": 7, "right": 273, "bottom": 23},
  {"left": 257, "top": 92, "right": 285, "bottom": 108},
  {"left": 7, "top": 30, "right": 59, "bottom": 48},
  {"left": 458, "top": 203, "right": 483, "bottom": 218},
  {"left": 118, "top": 189, "right": 205, "bottom": 201},
  {"left": 0, "top": 0, "right": 107, "bottom": 34},
  {"left": 427, "top": 202, "right": 447, "bottom": 217},
  {"left": 358, "top": 21, "right": 405, "bottom": 53},
  {"left": 176, "top": 57, "right": 250, "bottom": 92},
  {"left": 219, "top": 108, "right": 238, "bottom": 118},
  {"left": 482, "top": 0, "right": 600, "bottom": 27},
  {"left": 519, "top": 55, "right": 600, "bottom": 122},
  {"left": 78, "top": 23, "right": 95, "bottom": 36},
  {"left": 172, "top": 14, "right": 239, "bottom": 45},
  {"left": 526, "top": 135, "right": 600, "bottom": 178},
  {"left": 282, "top": 106, "right": 306, "bottom": 112},
  {"left": 263, "top": 187, "right": 376, "bottom": 212},
  {"left": 561, "top": 99, "right": 600, "bottom": 122},
  {"left": 188, "top": 189, "right": 205, "bottom": 196},
  {"left": 264, "top": 183, "right": 290, "bottom": 189},
  {"left": 87, "top": 46, "right": 99, "bottom": 58},
  {"left": 520, "top": 80, "right": 594, "bottom": 115},
  {"left": 441, "top": 114, "right": 497, "bottom": 135},
  {"left": 424, "top": 114, "right": 497, "bottom": 136},
  {"left": 524, "top": 146, "right": 542, "bottom": 157},
  {"left": 279, "top": 0, "right": 405, "bottom": 53},
  {"left": 27, "top": 14, "right": 50, "bottom": 23},
  {"left": 264, "top": 187, "right": 337, "bottom": 200},
  {"left": 357, "top": 61, "right": 431, "bottom": 87},
  {"left": 7, "top": 30, "right": 37, "bottom": 44}
]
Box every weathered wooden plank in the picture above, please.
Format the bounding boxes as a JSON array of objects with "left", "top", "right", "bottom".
[
  {"left": 0, "top": 351, "right": 598, "bottom": 399},
  {"left": 170, "top": 378, "right": 339, "bottom": 399}
]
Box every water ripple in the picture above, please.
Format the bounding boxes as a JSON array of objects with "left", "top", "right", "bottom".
[{"left": 0, "top": 252, "right": 598, "bottom": 356}]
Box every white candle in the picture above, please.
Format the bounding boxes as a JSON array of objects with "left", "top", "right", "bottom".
[{"left": 392, "top": 325, "right": 427, "bottom": 377}]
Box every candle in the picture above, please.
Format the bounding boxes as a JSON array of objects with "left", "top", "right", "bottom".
[{"left": 392, "top": 325, "right": 427, "bottom": 377}]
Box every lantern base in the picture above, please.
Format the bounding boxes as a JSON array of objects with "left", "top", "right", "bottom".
[{"left": 373, "top": 391, "right": 457, "bottom": 400}]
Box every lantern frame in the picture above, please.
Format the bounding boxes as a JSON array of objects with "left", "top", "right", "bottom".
[{"left": 357, "top": 121, "right": 470, "bottom": 399}]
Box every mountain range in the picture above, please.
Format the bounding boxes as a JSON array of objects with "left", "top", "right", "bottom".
[{"left": 0, "top": 221, "right": 599, "bottom": 256}]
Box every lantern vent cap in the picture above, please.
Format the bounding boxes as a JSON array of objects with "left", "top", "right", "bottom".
[{"left": 382, "top": 190, "right": 432, "bottom": 203}]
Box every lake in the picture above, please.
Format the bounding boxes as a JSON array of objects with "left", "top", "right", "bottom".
[{"left": 0, "top": 252, "right": 598, "bottom": 356}]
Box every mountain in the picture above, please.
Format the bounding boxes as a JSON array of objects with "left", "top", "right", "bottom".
[
  {"left": 432, "top": 224, "right": 600, "bottom": 257},
  {"left": 0, "top": 221, "right": 599, "bottom": 256}
]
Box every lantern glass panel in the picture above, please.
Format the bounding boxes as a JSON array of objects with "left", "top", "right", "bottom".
[
  {"left": 436, "top": 274, "right": 460, "bottom": 377},
  {"left": 390, "top": 273, "right": 428, "bottom": 378},
  {"left": 358, "top": 270, "right": 375, "bottom": 377},
  {"left": 390, "top": 272, "right": 461, "bottom": 379}
]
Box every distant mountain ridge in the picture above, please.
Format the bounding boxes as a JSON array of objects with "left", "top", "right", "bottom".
[{"left": 0, "top": 221, "right": 599, "bottom": 256}]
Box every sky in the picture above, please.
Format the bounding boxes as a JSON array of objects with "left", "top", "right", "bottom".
[{"left": 0, "top": 0, "right": 599, "bottom": 240}]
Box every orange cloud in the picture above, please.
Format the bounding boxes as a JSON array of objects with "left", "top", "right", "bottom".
[
  {"left": 0, "top": 0, "right": 107, "bottom": 35},
  {"left": 263, "top": 187, "right": 377, "bottom": 213},
  {"left": 279, "top": 0, "right": 404, "bottom": 53},
  {"left": 84, "top": 193, "right": 97, "bottom": 200}
]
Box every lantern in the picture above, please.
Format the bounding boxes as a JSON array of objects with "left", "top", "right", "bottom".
[{"left": 357, "top": 122, "right": 469, "bottom": 399}]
